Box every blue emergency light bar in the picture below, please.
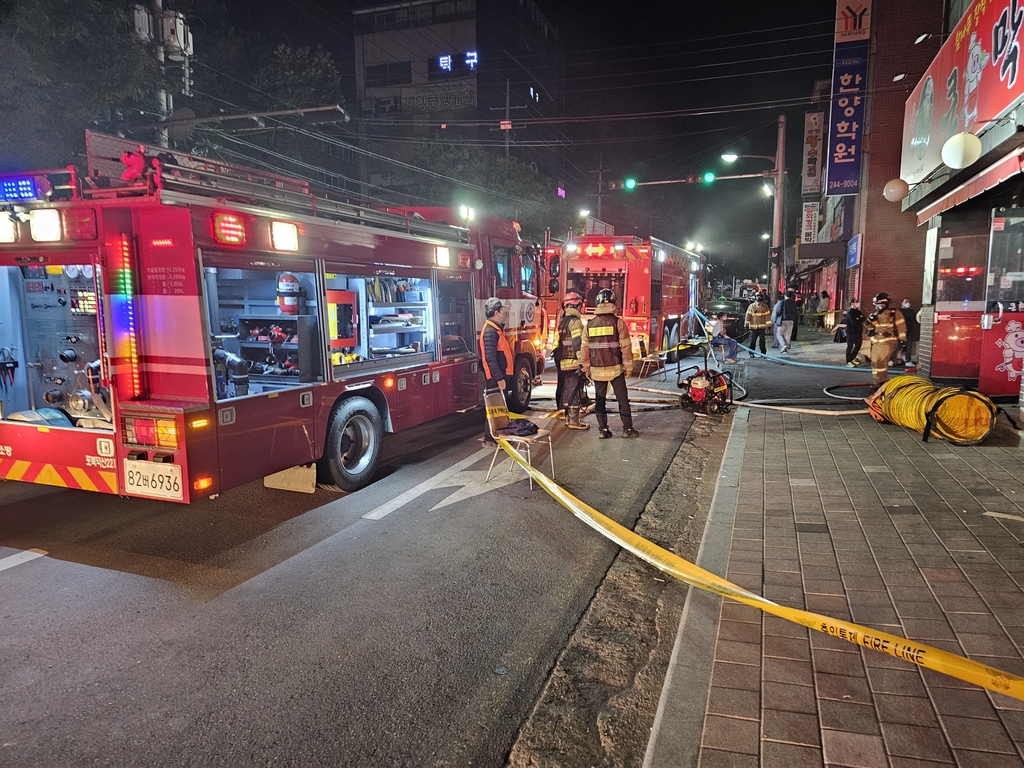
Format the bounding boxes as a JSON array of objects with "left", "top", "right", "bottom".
[{"left": 0, "top": 177, "right": 39, "bottom": 202}]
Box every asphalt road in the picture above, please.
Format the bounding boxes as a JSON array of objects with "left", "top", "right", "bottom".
[{"left": 0, "top": 399, "right": 688, "bottom": 767}]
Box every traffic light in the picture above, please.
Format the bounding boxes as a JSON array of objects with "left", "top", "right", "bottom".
[
  {"left": 702, "top": 171, "right": 716, "bottom": 184},
  {"left": 624, "top": 177, "right": 637, "bottom": 191}
]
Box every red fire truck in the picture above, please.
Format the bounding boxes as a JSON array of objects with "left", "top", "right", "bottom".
[
  {"left": 0, "top": 132, "right": 542, "bottom": 502},
  {"left": 397, "top": 206, "right": 547, "bottom": 410},
  {"left": 540, "top": 234, "right": 705, "bottom": 360}
]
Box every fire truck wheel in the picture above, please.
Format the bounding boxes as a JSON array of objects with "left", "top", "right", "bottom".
[
  {"left": 665, "top": 324, "right": 681, "bottom": 363},
  {"left": 506, "top": 356, "right": 533, "bottom": 414},
  {"left": 320, "top": 396, "right": 384, "bottom": 491}
]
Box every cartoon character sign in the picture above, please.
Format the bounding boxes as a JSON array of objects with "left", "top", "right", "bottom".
[
  {"left": 963, "top": 32, "right": 989, "bottom": 129},
  {"left": 995, "top": 320, "right": 1024, "bottom": 381}
]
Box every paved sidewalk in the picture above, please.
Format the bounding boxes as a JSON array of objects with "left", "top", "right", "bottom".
[{"left": 645, "top": 332, "right": 1024, "bottom": 767}]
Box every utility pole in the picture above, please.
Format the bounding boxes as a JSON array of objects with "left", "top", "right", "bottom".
[
  {"left": 150, "top": 0, "right": 169, "bottom": 147},
  {"left": 504, "top": 79, "right": 510, "bottom": 159},
  {"left": 597, "top": 153, "right": 604, "bottom": 220},
  {"left": 490, "top": 79, "right": 528, "bottom": 160},
  {"left": 770, "top": 114, "right": 786, "bottom": 295}
]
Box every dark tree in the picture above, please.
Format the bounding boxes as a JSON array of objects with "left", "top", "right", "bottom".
[{"left": 0, "top": 0, "right": 161, "bottom": 170}]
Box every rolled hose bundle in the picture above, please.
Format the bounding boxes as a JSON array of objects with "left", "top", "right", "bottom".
[{"left": 867, "top": 375, "right": 998, "bottom": 445}]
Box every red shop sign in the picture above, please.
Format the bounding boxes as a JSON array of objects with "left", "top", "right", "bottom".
[{"left": 901, "top": 0, "right": 1024, "bottom": 184}]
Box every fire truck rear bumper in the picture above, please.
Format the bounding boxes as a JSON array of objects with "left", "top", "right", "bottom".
[{"left": 0, "top": 421, "right": 119, "bottom": 494}]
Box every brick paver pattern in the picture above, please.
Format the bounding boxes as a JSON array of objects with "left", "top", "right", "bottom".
[{"left": 697, "top": 402, "right": 1024, "bottom": 767}]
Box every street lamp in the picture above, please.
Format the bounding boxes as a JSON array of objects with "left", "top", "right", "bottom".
[
  {"left": 719, "top": 116, "right": 786, "bottom": 293},
  {"left": 762, "top": 183, "right": 773, "bottom": 197},
  {"left": 761, "top": 233, "right": 770, "bottom": 240},
  {"left": 579, "top": 209, "right": 590, "bottom": 217}
]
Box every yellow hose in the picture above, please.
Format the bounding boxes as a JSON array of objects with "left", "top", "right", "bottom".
[{"left": 867, "top": 375, "right": 997, "bottom": 445}]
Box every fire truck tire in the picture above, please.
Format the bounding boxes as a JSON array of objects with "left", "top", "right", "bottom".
[
  {"left": 665, "top": 324, "right": 681, "bottom": 363},
  {"left": 320, "top": 396, "right": 384, "bottom": 491},
  {"left": 506, "top": 356, "right": 533, "bottom": 414}
]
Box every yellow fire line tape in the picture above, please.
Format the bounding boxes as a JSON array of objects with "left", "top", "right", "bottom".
[{"left": 497, "top": 439, "right": 1024, "bottom": 700}]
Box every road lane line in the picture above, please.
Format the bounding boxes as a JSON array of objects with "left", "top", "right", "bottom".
[
  {"left": 362, "top": 448, "right": 492, "bottom": 520},
  {"left": 0, "top": 548, "right": 47, "bottom": 572}
]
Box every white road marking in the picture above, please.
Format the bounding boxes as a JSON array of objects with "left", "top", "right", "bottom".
[
  {"left": 984, "top": 511, "right": 1024, "bottom": 523},
  {"left": 429, "top": 465, "right": 531, "bottom": 511},
  {"left": 0, "top": 548, "right": 47, "bottom": 572},
  {"left": 363, "top": 448, "right": 493, "bottom": 520}
]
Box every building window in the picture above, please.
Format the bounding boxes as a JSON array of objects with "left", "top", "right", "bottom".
[
  {"left": 365, "top": 62, "right": 412, "bottom": 88},
  {"left": 433, "top": 0, "right": 474, "bottom": 20}
]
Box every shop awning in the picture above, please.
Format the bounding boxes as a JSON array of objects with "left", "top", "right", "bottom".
[
  {"left": 784, "top": 241, "right": 846, "bottom": 269},
  {"left": 916, "top": 149, "right": 1024, "bottom": 225}
]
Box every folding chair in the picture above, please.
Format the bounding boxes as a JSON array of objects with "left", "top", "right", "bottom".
[
  {"left": 637, "top": 339, "right": 667, "bottom": 381},
  {"left": 483, "top": 389, "right": 555, "bottom": 489}
]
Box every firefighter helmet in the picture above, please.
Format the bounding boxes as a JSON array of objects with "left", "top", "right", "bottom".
[
  {"left": 873, "top": 292, "right": 890, "bottom": 306},
  {"left": 562, "top": 290, "right": 583, "bottom": 308},
  {"left": 595, "top": 288, "right": 617, "bottom": 307}
]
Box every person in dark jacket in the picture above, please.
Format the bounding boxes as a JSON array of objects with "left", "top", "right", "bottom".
[
  {"left": 897, "top": 297, "right": 920, "bottom": 366},
  {"left": 479, "top": 297, "right": 512, "bottom": 443},
  {"left": 776, "top": 291, "right": 799, "bottom": 353},
  {"left": 839, "top": 298, "right": 866, "bottom": 366}
]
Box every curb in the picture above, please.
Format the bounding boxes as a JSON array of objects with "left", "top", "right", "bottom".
[{"left": 642, "top": 408, "right": 748, "bottom": 768}]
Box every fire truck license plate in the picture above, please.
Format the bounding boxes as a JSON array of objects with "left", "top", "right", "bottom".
[{"left": 123, "top": 459, "right": 183, "bottom": 501}]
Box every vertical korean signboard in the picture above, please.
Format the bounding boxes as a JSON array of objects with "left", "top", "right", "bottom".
[
  {"left": 826, "top": 1, "right": 871, "bottom": 196},
  {"left": 802, "top": 112, "right": 824, "bottom": 196},
  {"left": 802, "top": 202, "right": 820, "bottom": 243}
]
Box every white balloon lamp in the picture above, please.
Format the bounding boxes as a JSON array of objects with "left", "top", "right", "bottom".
[
  {"left": 883, "top": 178, "right": 911, "bottom": 202},
  {"left": 941, "top": 132, "right": 983, "bottom": 169}
]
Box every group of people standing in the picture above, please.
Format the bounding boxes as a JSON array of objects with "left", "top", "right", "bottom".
[
  {"left": 838, "top": 293, "right": 919, "bottom": 385},
  {"left": 479, "top": 290, "right": 638, "bottom": 444}
]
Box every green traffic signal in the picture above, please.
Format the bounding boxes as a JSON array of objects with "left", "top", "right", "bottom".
[
  {"left": 624, "top": 177, "right": 637, "bottom": 191},
  {"left": 702, "top": 171, "right": 716, "bottom": 184}
]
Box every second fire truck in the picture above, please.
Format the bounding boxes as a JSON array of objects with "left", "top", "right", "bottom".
[{"left": 541, "top": 234, "right": 705, "bottom": 361}]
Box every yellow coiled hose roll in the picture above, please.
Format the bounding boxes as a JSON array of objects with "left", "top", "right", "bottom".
[{"left": 867, "top": 375, "right": 998, "bottom": 445}]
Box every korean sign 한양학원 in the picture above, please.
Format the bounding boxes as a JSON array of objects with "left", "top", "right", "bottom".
[
  {"left": 825, "top": 1, "right": 871, "bottom": 196},
  {"left": 826, "top": 43, "right": 869, "bottom": 196},
  {"left": 902, "top": 0, "right": 1024, "bottom": 184}
]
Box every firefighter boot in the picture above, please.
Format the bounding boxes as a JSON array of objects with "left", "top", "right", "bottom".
[
  {"left": 596, "top": 412, "right": 612, "bottom": 439},
  {"left": 565, "top": 406, "right": 590, "bottom": 430}
]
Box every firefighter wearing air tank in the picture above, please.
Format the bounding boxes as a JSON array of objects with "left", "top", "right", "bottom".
[
  {"left": 867, "top": 293, "right": 907, "bottom": 387},
  {"left": 580, "top": 289, "right": 640, "bottom": 439},
  {"left": 554, "top": 291, "right": 590, "bottom": 430}
]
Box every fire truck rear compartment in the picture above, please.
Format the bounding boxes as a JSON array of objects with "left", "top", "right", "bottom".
[{"left": 0, "top": 264, "right": 112, "bottom": 430}]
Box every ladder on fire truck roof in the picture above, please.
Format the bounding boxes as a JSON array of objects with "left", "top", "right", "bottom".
[{"left": 79, "top": 132, "right": 469, "bottom": 245}]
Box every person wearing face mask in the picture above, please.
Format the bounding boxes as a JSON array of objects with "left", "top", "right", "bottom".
[
  {"left": 897, "top": 297, "right": 919, "bottom": 368},
  {"left": 866, "top": 293, "right": 907, "bottom": 387}
]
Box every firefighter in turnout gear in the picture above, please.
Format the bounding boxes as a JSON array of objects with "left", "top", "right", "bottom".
[
  {"left": 554, "top": 290, "right": 590, "bottom": 430},
  {"left": 744, "top": 293, "right": 772, "bottom": 358},
  {"left": 866, "top": 292, "right": 907, "bottom": 387},
  {"left": 580, "top": 289, "right": 639, "bottom": 439}
]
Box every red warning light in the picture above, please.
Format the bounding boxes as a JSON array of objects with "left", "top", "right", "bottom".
[{"left": 213, "top": 213, "right": 246, "bottom": 245}]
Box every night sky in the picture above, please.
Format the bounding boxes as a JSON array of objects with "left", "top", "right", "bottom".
[{"left": 214, "top": 0, "right": 839, "bottom": 281}]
